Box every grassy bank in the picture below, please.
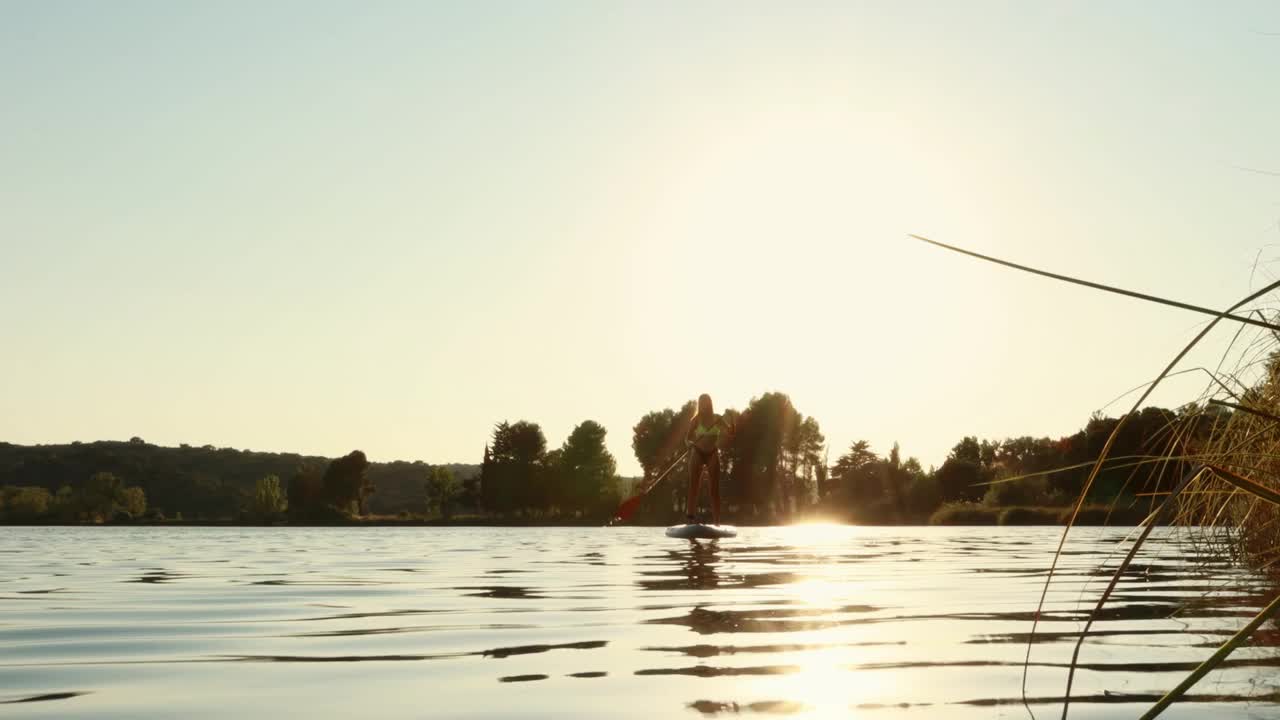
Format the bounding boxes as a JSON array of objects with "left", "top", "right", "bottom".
[{"left": 928, "top": 502, "right": 1154, "bottom": 526}]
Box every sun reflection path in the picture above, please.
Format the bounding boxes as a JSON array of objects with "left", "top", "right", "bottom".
[
  {"left": 782, "top": 522, "right": 852, "bottom": 546},
  {"left": 769, "top": 526, "right": 903, "bottom": 716},
  {"left": 778, "top": 648, "right": 896, "bottom": 718}
]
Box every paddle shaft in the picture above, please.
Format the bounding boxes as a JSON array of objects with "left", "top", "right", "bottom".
[{"left": 610, "top": 448, "right": 690, "bottom": 523}]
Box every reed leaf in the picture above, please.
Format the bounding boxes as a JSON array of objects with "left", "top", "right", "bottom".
[
  {"left": 1206, "top": 465, "right": 1280, "bottom": 507},
  {"left": 1138, "top": 591, "right": 1280, "bottom": 719},
  {"left": 1208, "top": 398, "right": 1280, "bottom": 427},
  {"left": 910, "top": 235, "right": 1280, "bottom": 331}
]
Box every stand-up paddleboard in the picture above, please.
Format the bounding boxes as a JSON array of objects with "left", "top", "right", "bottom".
[{"left": 666, "top": 523, "right": 737, "bottom": 540}]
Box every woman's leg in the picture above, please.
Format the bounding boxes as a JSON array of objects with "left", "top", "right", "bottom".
[
  {"left": 686, "top": 451, "right": 704, "bottom": 519},
  {"left": 708, "top": 452, "right": 721, "bottom": 525}
]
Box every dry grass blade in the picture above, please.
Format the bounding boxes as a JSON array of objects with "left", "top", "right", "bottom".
[
  {"left": 1101, "top": 367, "right": 1243, "bottom": 411},
  {"left": 1208, "top": 399, "right": 1280, "bottom": 427},
  {"left": 977, "top": 454, "right": 1204, "bottom": 488},
  {"left": 910, "top": 234, "right": 1280, "bottom": 332},
  {"left": 1207, "top": 465, "right": 1280, "bottom": 506}
]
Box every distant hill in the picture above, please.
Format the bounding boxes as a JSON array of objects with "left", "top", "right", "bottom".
[{"left": 0, "top": 440, "right": 478, "bottom": 519}]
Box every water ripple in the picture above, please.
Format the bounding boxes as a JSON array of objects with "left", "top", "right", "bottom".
[{"left": 0, "top": 525, "right": 1275, "bottom": 718}]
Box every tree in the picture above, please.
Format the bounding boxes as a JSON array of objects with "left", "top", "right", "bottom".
[
  {"left": 51, "top": 486, "right": 76, "bottom": 521},
  {"left": 286, "top": 454, "right": 369, "bottom": 522},
  {"left": 559, "top": 420, "right": 619, "bottom": 516},
  {"left": 481, "top": 421, "right": 549, "bottom": 516},
  {"left": 631, "top": 404, "right": 692, "bottom": 477},
  {"left": 632, "top": 408, "right": 678, "bottom": 477},
  {"left": 724, "top": 392, "right": 802, "bottom": 515},
  {"left": 949, "top": 437, "right": 982, "bottom": 465},
  {"left": 1, "top": 486, "right": 51, "bottom": 520},
  {"left": 982, "top": 467, "right": 1049, "bottom": 507},
  {"left": 884, "top": 442, "right": 906, "bottom": 519},
  {"left": 479, "top": 444, "right": 494, "bottom": 512},
  {"left": 500, "top": 422, "right": 548, "bottom": 465},
  {"left": 900, "top": 457, "right": 940, "bottom": 517},
  {"left": 253, "top": 475, "right": 287, "bottom": 519},
  {"left": 84, "top": 472, "right": 125, "bottom": 519},
  {"left": 788, "top": 416, "right": 826, "bottom": 507},
  {"left": 627, "top": 401, "right": 697, "bottom": 521},
  {"left": 120, "top": 487, "right": 147, "bottom": 517},
  {"left": 935, "top": 458, "right": 986, "bottom": 503},
  {"left": 979, "top": 439, "right": 999, "bottom": 467},
  {"left": 457, "top": 470, "right": 482, "bottom": 514},
  {"left": 816, "top": 446, "right": 830, "bottom": 499},
  {"left": 425, "top": 467, "right": 461, "bottom": 519},
  {"left": 287, "top": 464, "right": 324, "bottom": 520},
  {"left": 321, "top": 450, "right": 372, "bottom": 515},
  {"left": 541, "top": 448, "right": 565, "bottom": 512},
  {"left": 833, "top": 440, "right": 880, "bottom": 504}
]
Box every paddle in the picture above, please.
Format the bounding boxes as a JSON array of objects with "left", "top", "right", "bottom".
[{"left": 610, "top": 449, "right": 690, "bottom": 524}]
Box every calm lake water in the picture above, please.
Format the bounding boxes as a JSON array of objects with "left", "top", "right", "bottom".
[{"left": 0, "top": 526, "right": 1276, "bottom": 719}]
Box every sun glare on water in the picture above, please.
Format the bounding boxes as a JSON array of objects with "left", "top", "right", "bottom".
[
  {"left": 783, "top": 522, "right": 863, "bottom": 550},
  {"left": 767, "top": 647, "right": 900, "bottom": 718},
  {"left": 761, "top": 523, "right": 896, "bottom": 716}
]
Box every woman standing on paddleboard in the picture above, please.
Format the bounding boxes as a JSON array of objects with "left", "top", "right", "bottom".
[{"left": 685, "top": 394, "right": 728, "bottom": 525}]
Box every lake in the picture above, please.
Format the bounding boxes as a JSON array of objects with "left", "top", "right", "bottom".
[{"left": 0, "top": 525, "right": 1275, "bottom": 719}]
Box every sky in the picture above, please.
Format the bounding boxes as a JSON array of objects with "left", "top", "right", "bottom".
[{"left": 4, "top": 1, "right": 1280, "bottom": 476}]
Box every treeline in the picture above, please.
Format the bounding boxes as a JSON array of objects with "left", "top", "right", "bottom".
[
  {"left": 0, "top": 439, "right": 478, "bottom": 522},
  {"left": 1, "top": 472, "right": 146, "bottom": 523},
  {"left": 474, "top": 420, "right": 622, "bottom": 521},
  {"left": 822, "top": 404, "right": 1209, "bottom": 524},
  {"left": 621, "top": 393, "right": 1216, "bottom": 524},
  {"left": 456, "top": 393, "right": 828, "bottom": 523},
  {"left": 0, "top": 395, "right": 1225, "bottom": 525}
]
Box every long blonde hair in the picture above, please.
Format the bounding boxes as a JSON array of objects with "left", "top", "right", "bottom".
[{"left": 696, "top": 393, "right": 714, "bottom": 421}]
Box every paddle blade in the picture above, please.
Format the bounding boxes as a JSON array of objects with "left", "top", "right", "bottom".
[{"left": 612, "top": 494, "right": 644, "bottom": 523}]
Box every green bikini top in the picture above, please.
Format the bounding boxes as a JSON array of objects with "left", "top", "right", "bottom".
[{"left": 693, "top": 416, "right": 723, "bottom": 439}]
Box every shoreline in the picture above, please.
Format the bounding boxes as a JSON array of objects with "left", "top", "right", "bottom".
[{"left": 0, "top": 510, "right": 1153, "bottom": 528}]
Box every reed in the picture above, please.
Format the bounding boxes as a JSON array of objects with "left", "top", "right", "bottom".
[{"left": 919, "top": 235, "right": 1280, "bottom": 719}]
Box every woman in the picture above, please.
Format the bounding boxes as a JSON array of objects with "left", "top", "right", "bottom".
[{"left": 685, "top": 393, "right": 727, "bottom": 525}]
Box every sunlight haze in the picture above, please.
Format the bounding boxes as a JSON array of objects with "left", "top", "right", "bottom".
[{"left": 4, "top": 1, "right": 1280, "bottom": 474}]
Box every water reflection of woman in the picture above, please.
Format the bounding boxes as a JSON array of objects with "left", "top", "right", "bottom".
[
  {"left": 685, "top": 394, "right": 728, "bottom": 525},
  {"left": 682, "top": 540, "right": 721, "bottom": 590}
]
